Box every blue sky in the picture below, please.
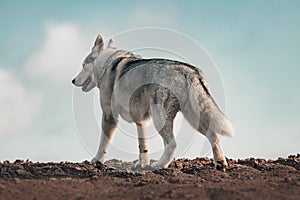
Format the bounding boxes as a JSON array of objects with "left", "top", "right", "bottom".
[{"left": 0, "top": 1, "right": 299, "bottom": 162}]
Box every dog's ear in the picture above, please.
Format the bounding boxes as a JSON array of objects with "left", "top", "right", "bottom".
[
  {"left": 107, "top": 39, "right": 116, "bottom": 48},
  {"left": 92, "top": 34, "right": 104, "bottom": 53},
  {"left": 94, "top": 35, "right": 104, "bottom": 47}
]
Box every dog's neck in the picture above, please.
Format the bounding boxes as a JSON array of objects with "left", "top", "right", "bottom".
[
  {"left": 94, "top": 48, "right": 118, "bottom": 87},
  {"left": 94, "top": 48, "right": 141, "bottom": 90}
]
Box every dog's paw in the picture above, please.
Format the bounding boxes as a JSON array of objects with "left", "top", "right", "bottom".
[
  {"left": 91, "top": 157, "right": 99, "bottom": 164},
  {"left": 134, "top": 160, "right": 149, "bottom": 169},
  {"left": 215, "top": 159, "right": 228, "bottom": 172},
  {"left": 134, "top": 161, "right": 143, "bottom": 169},
  {"left": 150, "top": 161, "right": 162, "bottom": 169}
]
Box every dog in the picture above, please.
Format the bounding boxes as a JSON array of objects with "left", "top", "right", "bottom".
[{"left": 72, "top": 35, "right": 233, "bottom": 171}]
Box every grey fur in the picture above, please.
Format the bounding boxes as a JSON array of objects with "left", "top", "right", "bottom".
[{"left": 72, "top": 35, "right": 233, "bottom": 170}]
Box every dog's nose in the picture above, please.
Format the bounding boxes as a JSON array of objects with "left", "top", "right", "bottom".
[{"left": 72, "top": 79, "right": 75, "bottom": 84}]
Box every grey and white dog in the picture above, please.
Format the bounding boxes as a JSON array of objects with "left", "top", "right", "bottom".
[{"left": 72, "top": 35, "right": 233, "bottom": 170}]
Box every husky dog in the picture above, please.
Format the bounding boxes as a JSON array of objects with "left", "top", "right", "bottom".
[{"left": 72, "top": 35, "right": 233, "bottom": 171}]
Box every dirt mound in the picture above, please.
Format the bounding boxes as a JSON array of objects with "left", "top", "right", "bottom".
[{"left": 0, "top": 154, "right": 299, "bottom": 199}]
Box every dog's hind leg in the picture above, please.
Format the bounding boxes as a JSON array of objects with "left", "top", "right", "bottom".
[
  {"left": 151, "top": 118, "right": 177, "bottom": 168},
  {"left": 206, "top": 130, "right": 228, "bottom": 171},
  {"left": 91, "top": 114, "right": 117, "bottom": 164},
  {"left": 150, "top": 103, "right": 178, "bottom": 168},
  {"left": 135, "top": 122, "right": 149, "bottom": 168}
]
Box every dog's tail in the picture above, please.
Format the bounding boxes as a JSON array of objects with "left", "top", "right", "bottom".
[{"left": 183, "top": 67, "right": 234, "bottom": 137}]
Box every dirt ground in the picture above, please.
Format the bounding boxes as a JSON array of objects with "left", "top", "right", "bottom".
[{"left": 0, "top": 154, "right": 299, "bottom": 200}]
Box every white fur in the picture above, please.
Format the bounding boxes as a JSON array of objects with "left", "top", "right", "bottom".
[
  {"left": 135, "top": 124, "right": 150, "bottom": 168},
  {"left": 91, "top": 131, "right": 111, "bottom": 163},
  {"left": 151, "top": 139, "right": 177, "bottom": 168}
]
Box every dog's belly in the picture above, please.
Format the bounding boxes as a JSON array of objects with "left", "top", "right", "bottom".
[
  {"left": 112, "top": 94, "right": 151, "bottom": 124},
  {"left": 118, "top": 107, "right": 135, "bottom": 123},
  {"left": 114, "top": 103, "right": 150, "bottom": 124},
  {"left": 113, "top": 84, "right": 151, "bottom": 123}
]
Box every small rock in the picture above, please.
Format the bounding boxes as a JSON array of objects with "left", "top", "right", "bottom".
[
  {"left": 49, "top": 177, "right": 57, "bottom": 181},
  {"left": 15, "top": 164, "right": 24, "bottom": 170},
  {"left": 284, "top": 177, "right": 292, "bottom": 182},
  {"left": 62, "top": 177, "right": 73, "bottom": 181},
  {"left": 3, "top": 160, "right": 10, "bottom": 164},
  {"left": 75, "top": 195, "right": 85, "bottom": 200},
  {"left": 0, "top": 183, "right": 6, "bottom": 190},
  {"left": 75, "top": 167, "right": 82, "bottom": 171},
  {"left": 1, "top": 167, "right": 7, "bottom": 174},
  {"left": 139, "top": 171, "right": 146, "bottom": 175},
  {"left": 126, "top": 178, "right": 131, "bottom": 182},
  {"left": 195, "top": 183, "right": 202, "bottom": 187},
  {"left": 175, "top": 162, "right": 183, "bottom": 170},
  {"left": 221, "top": 173, "right": 230, "bottom": 178},
  {"left": 162, "top": 189, "right": 176, "bottom": 198},
  {"left": 269, "top": 182, "right": 278, "bottom": 187},
  {"left": 94, "top": 162, "right": 105, "bottom": 170},
  {"left": 134, "top": 181, "right": 147, "bottom": 186},
  {"left": 91, "top": 175, "right": 99, "bottom": 179},
  {"left": 3, "top": 172, "right": 10, "bottom": 177},
  {"left": 14, "top": 178, "right": 20, "bottom": 184},
  {"left": 54, "top": 168, "right": 65, "bottom": 176},
  {"left": 14, "top": 160, "right": 25, "bottom": 164},
  {"left": 184, "top": 193, "right": 195, "bottom": 198},
  {"left": 16, "top": 169, "right": 26, "bottom": 176}
]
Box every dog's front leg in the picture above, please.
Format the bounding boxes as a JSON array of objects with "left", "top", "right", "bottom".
[
  {"left": 135, "top": 123, "right": 149, "bottom": 168},
  {"left": 91, "top": 114, "right": 117, "bottom": 164}
]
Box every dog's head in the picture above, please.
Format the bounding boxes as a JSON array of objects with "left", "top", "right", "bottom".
[{"left": 72, "top": 35, "right": 116, "bottom": 92}]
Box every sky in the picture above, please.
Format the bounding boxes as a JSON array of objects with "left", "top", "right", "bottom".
[{"left": 0, "top": 0, "right": 299, "bottom": 162}]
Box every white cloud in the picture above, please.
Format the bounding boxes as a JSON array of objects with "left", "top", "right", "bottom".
[
  {"left": 0, "top": 69, "right": 42, "bottom": 139},
  {"left": 128, "top": 2, "right": 180, "bottom": 26},
  {"left": 25, "top": 23, "right": 89, "bottom": 83}
]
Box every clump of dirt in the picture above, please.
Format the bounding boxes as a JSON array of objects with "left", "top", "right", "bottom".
[{"left": 0, "top": 154, "right": 299, "bottom": 199}]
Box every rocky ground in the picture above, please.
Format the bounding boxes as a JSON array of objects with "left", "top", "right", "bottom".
[{"left": 0, "top": 154, "right": 299, "bottom": 199}]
